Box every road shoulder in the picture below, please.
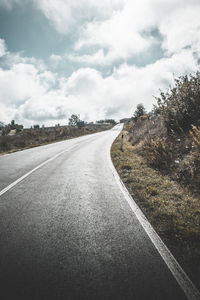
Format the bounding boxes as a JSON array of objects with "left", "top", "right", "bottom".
[{"left": 111, "top": 129, "right": 200, "bottom": 291}]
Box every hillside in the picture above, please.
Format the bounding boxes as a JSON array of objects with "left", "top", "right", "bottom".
[
  {"left": 129, "top": 73, "right": 200, "bottom": 196},
  {"left": 0, "top": 123, "right": 113, "bottom": 155},
  {"left": 111, "top": 72, "right": 200, "bottom": 289}
]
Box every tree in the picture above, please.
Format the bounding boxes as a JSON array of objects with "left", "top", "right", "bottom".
[
  {"left": 77, "top": 120, "right": 85, "bottom": 129},
  {"left": 68, "top": 114, "right": 79, "bottom": 126},
  {"left": 96, "top": 120, "right": 105, "bottom": 124},
  {"left": 133, "top": 104, "right": 146, "bottom": 121},
  {"left": 96, "top": 119, "right": 116, "bottom": 125},
  {"left": 68, "top": 114, "right": 85, "bottom": 128},
  {"left": 33, "top": 124, "right": 40, "bottom": 129},
  {"left": 104, "top": 119, "right": 116, "bottom": 125},
  {"left": 11, "top": 120, "right": 15, "bottom": 128}
]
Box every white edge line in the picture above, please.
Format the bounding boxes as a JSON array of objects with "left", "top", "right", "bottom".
[
  {"left": 0, "top": 147, "right": 72, "bottom": 197},
  {"left": 1, "top": 127, "right": 200, "bottom": 299},
  {"left": 108, "top": 130, "right": 200, "bottom": 300}
]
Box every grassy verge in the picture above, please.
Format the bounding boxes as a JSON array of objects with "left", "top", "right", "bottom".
[{"left": 111, "top": 129, "right": 200, "bottom": 289}]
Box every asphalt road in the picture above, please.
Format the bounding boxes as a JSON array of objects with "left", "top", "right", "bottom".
[{"left": 0, "top": 125, "right": 192, "bottom": 300}]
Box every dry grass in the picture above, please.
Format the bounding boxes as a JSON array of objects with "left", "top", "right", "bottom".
[
  {"left": 0, "top": 124, "right": 113, "bottom": 155},
  {"left": 128, "top": 115, "right": 200, "bottom": 195},
  {"left": 128, "top": 115, "right": 166, "bottom": 145},
  {"left": 111, "top": 130, "right": 200, "bottom": 287}
]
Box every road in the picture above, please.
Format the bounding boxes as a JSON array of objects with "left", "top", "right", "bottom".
[{"left": 0, "top": 125, "right": 197, "bottom": 300}]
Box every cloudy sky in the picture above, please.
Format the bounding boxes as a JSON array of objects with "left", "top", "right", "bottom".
[{"left": 0, "top": 0, "right": 200, "bottom": 126}]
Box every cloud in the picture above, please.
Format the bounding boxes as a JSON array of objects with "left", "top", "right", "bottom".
[
  {"left": 0, "top": 49, "right": 57, "bottom": 125},
  {"left": 49, "top": 54, "right": 62, "bottom": 69},
  {"left": 2, "top": 0, "right": 200, "bottom": 65},
  {"left": 159, "top": 3, "right": 200, "bottom": 55},
  {"left": 50, "top": 54, "right": 62, "bottom": 63},
  {"left": 0, "top": 35, "right": 199, "bottom": 127},
  {"left": 68, "top": 50, "right": 113, "bottom": 66},
  {"left": 0, "top": 39, "right": 7, "bottom": 57},
  {"left": 0, "top": 63, "right": 55, "bottom": 106},
  {"left": 33, "top": 0, "right": 124, "bottom": 34},
  {"left": 74, "top": 0, "right": 153, "bottom": 60},
  {"left": 0, "top": 0, "right": 23, "bottom": 10},
  {"left": 1, "top": 1, "right": 200, "bottom": 126},
  {"left": 70, "top": 0, "right": 200, "bottom": 65},
  {"left": 3, "top": 48, "right": 197, "bottom": 127}
]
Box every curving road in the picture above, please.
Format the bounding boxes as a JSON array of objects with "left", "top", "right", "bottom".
[{"left": 0, "top": 125, "right": 197, "bottom": 299}]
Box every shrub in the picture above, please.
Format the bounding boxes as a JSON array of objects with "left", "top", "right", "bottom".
[
  {"left": 127, "top": 120, "right": 135, "bottom": 132},
  {"left": 156, "top": 73, "right": 200, "bottom": 135},
  {"left": 0, "top": 136, "right": 11, "bottom": 151},
  {"left": 129, "top": 115, "right": 166, "bottom": 146},
  {"left": 142, "top": 137, "right": 174, "bottom": 170},
  {"left": 190, "top": 125, "right": 200, "bottom": 150},
  {"left": 189, "top": 126, "right": 200, "bottom": 184},
  {"left": 133, "top": 103, "right": 146, "bottom": 122},
  {"left": 121, "top": 164, "right": 132, "bottom": 170}
]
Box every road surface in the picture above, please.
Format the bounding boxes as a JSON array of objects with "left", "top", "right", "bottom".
[{"left": 0, "top": 125, "right": 196, "bottom": 300}]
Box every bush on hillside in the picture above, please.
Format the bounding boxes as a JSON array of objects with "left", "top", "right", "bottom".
[
  {"left": 133, "top": 104, "right": 147, "bottom": 122},
  {"left": 156, "top": 73, "right": 200, "bottom": 135},
  {"left": 129, "top": 115, "right": 166, "bottom": 146},
  {"left": 141, "top": 137, "right": 174, "bottom": 170},
  {"left": 190, "top": 126, "right": 200, "bottom": 184}
]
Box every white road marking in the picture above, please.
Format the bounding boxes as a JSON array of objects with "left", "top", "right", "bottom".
[
  {"left": 108, "top": 136, "right": 200, "bottom": 300},
  {"left": 0, "top": 131, "right": 107, "bottom": 197},
  {"left": 1, "top": 126, "right": 199, "bottom": 299},
  {"left": 0, "top": 147, "right": 73, "bottom": 197},
  {"left": 0, "top": 131, "right": 108, "bottom": 197}
]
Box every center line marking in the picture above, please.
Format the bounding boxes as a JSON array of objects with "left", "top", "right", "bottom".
[
  {"left": 0, "top": 132, "right": 104, "bottom": 198},
  {"left": 0, "top": 147, "right": 73, "bottom": 197}
]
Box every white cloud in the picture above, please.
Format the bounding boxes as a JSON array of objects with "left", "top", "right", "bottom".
[
  {"left": 0, "top": 39, "right": 7, "bottom": 57},
  {"left": 49, "top": 54, "right": 62, "bottom": 69},
  {"left": 3, "top": 0, "right": 200, "bottom": 66},
  {"left": 0, "top": 59, "right": 57, "bottom": 125},
  {"left": 0, "top": 63, "right": 55, "bottom": 105},
  {"left": 159, "top": 4, "right": 200, "bottom": 55},
  {"left": 70, "top": 0, "right": 200, "bottom": 65},
  {"left": 109, "top": 49, "right": 198, "bottom": 113},
  {"left": 1, "top": 1, "right": 200, "bottom": 126},
  {"left": 33, "top": 0, "right": 124, "bottom": 34},
  {"left": 50, "top": 54, "right": 62, "bottom": 62},
  {"left": 5, "top": 52, "right": 46, "bottom": 71},
  {"left": 0, "top": 35, "right": 199, "bottom": 126},
  {"left": 3, "top": 48, "right": 197, "bottom": 127},
  {"left": 74, "top": 0, "right": 153, "bottom": 58},
  {"left": 68, "top": 50, "right": 111, "bottom": 66}
]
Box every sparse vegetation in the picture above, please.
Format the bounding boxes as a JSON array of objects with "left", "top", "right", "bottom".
[
  {"left": 133, "top": 103, "right": 147, "bottom": 122},
  {"left": 0, "top": 118, "right": 114, "bottom": 154},
  {"left": 96, "top": 119, "right": 117, "bottom": 125},
  {"left": 111, "top": 72, "right": 200, "bottom": 288},
  {"left": 68, "top": 114, "right": 85, "bottom": 128},
  {"left": 111, "top": 131, "right": 200, "bottom": 289},
  {"left": 127, "top": 73, "right": 200, "bottom": 195},
  {"left": 156, "top": 73, "right": 200, "bottom": 134},
  {"left": 189, "top": 125, "right": 200, "bottom": 189}
]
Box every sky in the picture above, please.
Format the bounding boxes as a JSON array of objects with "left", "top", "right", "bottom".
[{"left": 0, "top": 0, "right": 200, "bottom": 127}]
